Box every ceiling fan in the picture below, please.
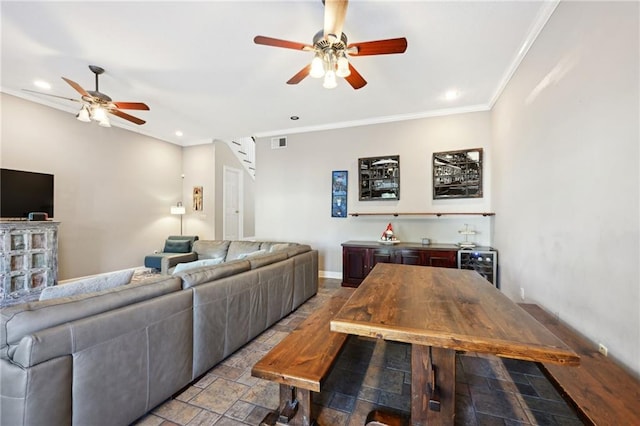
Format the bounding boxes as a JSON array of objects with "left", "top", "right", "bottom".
[
  {"left": 23, "top": 65, "right": 149, "bottom": 126},
  {"left": 254, "top": 0, "right": 407, "bottom": 89}
]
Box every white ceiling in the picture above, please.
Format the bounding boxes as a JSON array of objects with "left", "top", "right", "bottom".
[{"left": 1, "top": 1, "right": 558, "bottom": 146}]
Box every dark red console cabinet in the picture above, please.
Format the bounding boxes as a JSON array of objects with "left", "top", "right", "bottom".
[{"left": 342, "top": 241, "right": 458, "bottom": 287}]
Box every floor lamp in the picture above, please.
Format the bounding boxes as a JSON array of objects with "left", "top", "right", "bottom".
[{"left": 171, "top": 202, "right": 186, "bottom": 235}]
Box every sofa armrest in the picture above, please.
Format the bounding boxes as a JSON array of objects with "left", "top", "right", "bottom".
[{"left": 161, "top": 253, "right": 197, "bottom": 274}]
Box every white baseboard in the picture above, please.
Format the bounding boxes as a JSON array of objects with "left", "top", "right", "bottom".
[{"left": 320, "top": 270, "right": 342, "bottom": 280}]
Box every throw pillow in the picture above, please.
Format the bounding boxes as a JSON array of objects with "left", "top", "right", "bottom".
[
  {"left": 269, "top": 243, "right": 291, "bottom": 252},
  {"left": 172, "top": 257, "right": 224, "bottom": 274},
  {"left": 163, "top": 239, "right": 191, "bottom": 253},
  {"left": 39, "top": 269, "right": 135, "bottom": 301},
  {"left": 237, "top": 249, "right": 267, "bottom": 260}
]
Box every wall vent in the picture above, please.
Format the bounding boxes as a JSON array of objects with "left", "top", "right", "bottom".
[{"left": 271, "top": 136, "right": 287, "bottom": 149}]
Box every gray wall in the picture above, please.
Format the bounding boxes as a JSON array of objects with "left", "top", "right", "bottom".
[
  {"left": 255, "top": 111, "right": 494, "bottom": 277},
  {"left": 167, "top": 141, "right": 256, "bottom": 240},
  {"left": 181, "top": 143, "right": 215, "bottom": 239},
  {"left": 491, "top": 1, "right": 638, "bottom": 375},
  {"left": 1, "top": 93, "right": 183, "bottom": 279}
]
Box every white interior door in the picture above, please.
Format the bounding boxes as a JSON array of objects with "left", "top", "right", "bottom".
[{"left": 223, "top": 166, "right": 243, "bottom": 240}]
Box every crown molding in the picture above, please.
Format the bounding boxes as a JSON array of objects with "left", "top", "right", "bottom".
[
  {"left": 487, "top": 0, "right": 560, "bottom": 108},
  {"left": 253, "top": 103, "right": 491, "bottom": 138}
]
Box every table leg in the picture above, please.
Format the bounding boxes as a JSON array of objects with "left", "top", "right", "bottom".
[
  {"left": 259, "top": 385, "right": 314, "bottom": 426},
  {"left": 411, "top": 345, "right": 456, "bottom": 425}
]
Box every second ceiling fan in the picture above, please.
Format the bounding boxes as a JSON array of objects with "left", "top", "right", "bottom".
[{"left": 254, "top": 0, "right": 407, "bottom": 89}]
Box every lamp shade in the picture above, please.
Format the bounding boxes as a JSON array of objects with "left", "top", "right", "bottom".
[
  {"left": 171, "top": 202, "right": 185, "bottom": 215},
  {"left": 92, "top": 106, "right": 108, "bottom": 122},
  {"left": 76, "top": 106, "right": 91, "bottom": 122},
  {"left": 171, "top": 206, "right": 186, "bottom": 215}
]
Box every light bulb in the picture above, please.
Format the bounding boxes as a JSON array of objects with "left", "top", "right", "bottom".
[
  {"left": 310, "top": 54, "right": 325, "bottom": 78},
  {"left": 323, "top": 70, "right": 337, "bottom": 89},
  {"left": 336, "top": 56, "right": 351, "bottom": 77},
  {"left": 92, "top": 106, "right": 107, "bottom": 122}
]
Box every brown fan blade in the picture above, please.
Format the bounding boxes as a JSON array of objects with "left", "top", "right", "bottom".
[
  {"left": 348, "top": 38, "right": 408, "bottom": 56},
  {"left": 112, "top": 102, "right": 150, "bottom": 110},
  {"left": 61, "top": 77, "right": 90, "bottom": 97},
  {"left": 22, "top": 89, "right": 80, "bottom": 103},
  {"left": 109, "top": 109, "right": 146, "bottom": 125},
  {"left": 254, "top": 36, "right": 313, "bottom": 51},
  {"left": 286, "top": 64, "right": 311, "bottom": 85},
  {"left": 324, "top": 0, "right": 349, "bottom": 41},
  {"left": 345, "top": 63, "right": 367, "bottom": 90}
]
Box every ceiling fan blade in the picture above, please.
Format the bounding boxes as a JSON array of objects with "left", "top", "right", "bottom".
[
  {"left": 61, "top": 77, "right": 90, "bottom": 97},
  {"left": 254, "top": 36, "right": 313, "bottom": 51},
  {"left": 324, "top": 0, "right": 349, "bottom": 41},
  {"left": 22, "top": 89, "right": 81, "bottom": 103},
  {"left": 348, "top": 38, "right": 408, "bottom": 56},
  {"left": 112, "top": 102, "right": 150, "bottom": 111},
  {"left": 287, "top": 64, "right": 311, "bottom": 85},
  {"left": 109, "top": 109, "right": 146, "bottom": 125},
  {"left": 345, "top": 64, "right": 367, "bottom": 90}
]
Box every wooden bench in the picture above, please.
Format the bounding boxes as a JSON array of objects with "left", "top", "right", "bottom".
[
  {"left": 519, "top": 303, "right": 640, "bottom": 425},
  {"left": 252, "top": 287, "right": 354, "bottom": 426}
]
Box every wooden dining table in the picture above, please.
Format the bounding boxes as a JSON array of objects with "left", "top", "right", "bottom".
[{"left": 330, "top": 263, "right": 580, "bottom": 425}]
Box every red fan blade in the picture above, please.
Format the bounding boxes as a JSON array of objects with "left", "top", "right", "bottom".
[
  {"left": 112, "top": 102, "right": 150, "bottom": 110},
  {"left": 348, "top": 38, "right": 408, "bottom": 56},
  {"left": 324, "top": 0, "right": 349, "bottom": 40},
  {"left": 61, "top": 77, "right": 90, "bottom": 97},
  {"left": 109, "top": 109, "right": 146, "bottom": 125},
  {"left": 287, "top": 64, "right": 311, "bottom": 85},
  {"left": 345, "top": 63, "right": 367, "bottom": 90},
  {"left": 254, "top": 36, "right": 313, "bottom": 51},
  {"left": 22, "top": 89, "right": 81, "bottom": 103}
]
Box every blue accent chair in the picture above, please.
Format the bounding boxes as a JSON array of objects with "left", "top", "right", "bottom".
[{"left": 144, "top": 235, "right": 199, "bottom": 274}]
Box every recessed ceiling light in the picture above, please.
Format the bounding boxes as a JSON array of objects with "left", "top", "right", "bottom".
[
  {"left": 290, "top": 116, "right": 299, "bottom": 121},
  {"left": 34, "top": 80, "right": 51, "bottom": 90},
  {"left": 445, "top": 90, "right": 460, "bottom": 101},
  {"left": 175, "top": 130, "right": 183, "bottom": 137}
]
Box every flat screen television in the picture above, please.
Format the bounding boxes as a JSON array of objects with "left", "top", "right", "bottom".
[{"left": 1, "top": 168, "right": 54, "bottom": 219}]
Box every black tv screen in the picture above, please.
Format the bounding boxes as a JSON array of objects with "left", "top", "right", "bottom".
[{"left": 1, "top": 168, "right": 54, "bottom": 218}]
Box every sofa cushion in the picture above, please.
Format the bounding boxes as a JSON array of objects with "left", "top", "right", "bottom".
[
  {"left": 269, "top": 243, "right": 293, "bottom": 252},
  {"left": 248, "top": 251, "right": 288, "bottom": 269},
  {"left": 226, "top": 241, "right": 262, "bottom": 261},
  {"left": 39, "top": 269, "right": 134, "bottom": 301},
  {"left": 236, "top": 249, "right": 266, "bottom": 260},
  {"left": 178, "top": 260, "right": 251, "bottom": 289},
  {"left": 284, "top": 244, "right": 312, "bottom": 258},
  {"left": 163, "top": 239, "right": 192, "bottom": 253},
  {"left": 172, "top": 258, "right": 224, "bottom": 274},
  {"left": 193, "top": 240, "right": 231, "bottom": 260}
]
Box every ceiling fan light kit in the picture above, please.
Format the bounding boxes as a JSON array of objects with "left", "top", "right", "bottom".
[
  {"left": 254, "top": 0, "right": 407, "bottom": 90},
  {"left": 309, "top": 31, "right": 352, "bottom": 89}
]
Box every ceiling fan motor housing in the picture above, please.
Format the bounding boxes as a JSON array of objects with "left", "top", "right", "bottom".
[{"left": 313, "top": 30, "right": 348, "bottom": 52}]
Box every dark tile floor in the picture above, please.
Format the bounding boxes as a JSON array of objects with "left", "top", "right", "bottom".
[{"left": 135, "top": 278, "right": 583, "bottom": 426}]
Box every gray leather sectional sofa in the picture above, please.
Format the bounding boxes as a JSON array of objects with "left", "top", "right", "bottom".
[{"left": 1, "top": 240, "right": 318, "bottom": 426}]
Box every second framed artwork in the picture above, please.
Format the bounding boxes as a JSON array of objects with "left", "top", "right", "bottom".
[
  {"left": 433, "top": 148, "right": 483, "bottom": 199},
  {"left": 331, "top": 170, "right": 348, "bottom": 218}
]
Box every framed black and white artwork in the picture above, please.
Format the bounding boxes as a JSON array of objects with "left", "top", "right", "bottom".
[{"left": 433, "top": 148, "right": 483, "bottom": 199}]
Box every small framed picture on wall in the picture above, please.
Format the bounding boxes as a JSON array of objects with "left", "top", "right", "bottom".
[
  {"left": 331, "top": 170, "right": 348, "bottom": 218},
  {"left": 193, "top": 186, "right": 203, "bottom": 211}
]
